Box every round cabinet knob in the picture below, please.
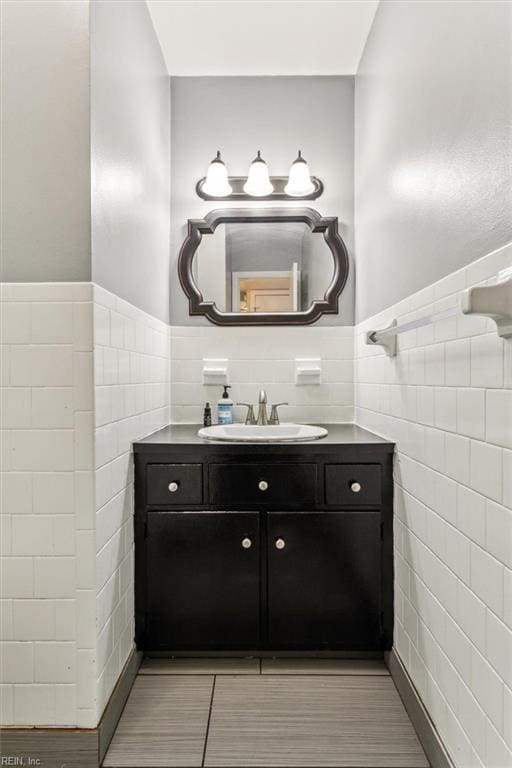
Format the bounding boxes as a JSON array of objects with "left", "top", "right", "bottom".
[
  {"left": 258, "top": 480, "right": 269, "bottom": 492},
  {"left": 241, "top": 537, "right": 252, "bottom": 549},
  {"left": 168, "top": 481, "right": 179, "bottom": 493},
  {"left": 275, "top": 538, "right": 286, "bottom": 550},
  {"left": 350, "top": 482, "right": 362, "bottom": 493}
]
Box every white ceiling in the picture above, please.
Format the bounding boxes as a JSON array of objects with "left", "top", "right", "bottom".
[{"left": 147, "top": 1, "right": 379, "bottom": 76}]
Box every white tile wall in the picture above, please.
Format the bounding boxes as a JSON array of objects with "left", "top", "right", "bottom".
[
  {"left": 2, "top": 250, "right": 509, "bottom": 752},
  {"left": 1, "top": 283, "right": 171, "bottom": 728},
  {"left": 170, "top": 325, "right": 354, "bottom": 424},
  {"left": 354, "top": 242, "right": 512, "bottom": 768},
  {"left": 92, "top": 286, "right": 170, "bottom": 719},
  {"left": 0, "top": 282, "right": 94, "bottom": 728}
]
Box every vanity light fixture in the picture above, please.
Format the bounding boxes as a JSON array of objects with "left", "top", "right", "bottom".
[
  {"left": 284, "top": 150, "right": 315, "bottom": 197},
  {"left": 196, "top": 151, "right": 323, "bottom": 201},
  {"left": 202, "top": 151, "right": 233, "bottom": 197},
  {"left": 243, "top": 150, "right": 274, "bottom": 197}
]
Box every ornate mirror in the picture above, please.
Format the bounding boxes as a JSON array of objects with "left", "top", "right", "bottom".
[{"left": 178, "top": 208, "right": 349, "bottom": 325}]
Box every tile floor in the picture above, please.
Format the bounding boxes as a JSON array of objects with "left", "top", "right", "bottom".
[{"left": 103, "top": 659, "right": 430, "bottom": 768}]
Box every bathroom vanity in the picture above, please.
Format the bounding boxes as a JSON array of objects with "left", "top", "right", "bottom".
[
  {"left": 133, "top": 207, "right": 396, "bottom": 656},
  {"left": 133, "top": 424, "right": 394, "bottom": 656}
]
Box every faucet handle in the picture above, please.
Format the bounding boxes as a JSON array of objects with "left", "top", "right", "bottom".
[
  {"left": 237, "top": 403, "right": 256, "bottom": 425},
  {"left": 269, "top": 403, "right": 289, "bottom": 426}
]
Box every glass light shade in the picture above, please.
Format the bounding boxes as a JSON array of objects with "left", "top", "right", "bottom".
[
  {"left": 284, "top": 150, "right": 315, "bottom": 197},
  {"left": 243, "top": 151, "right": 274, "bottom": 197},
  {"left": 202, "top": 151, "right": 232, "bottom": 197}
]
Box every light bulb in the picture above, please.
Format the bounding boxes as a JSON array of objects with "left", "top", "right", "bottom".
[
  {"left": 202, "top": 151, "right": 232, "bottom": 197},
  {"left": 243, "top": 151, "right": 274, "bottom": 197},
  {"left": 284, "top": 150, "right": 315, "bottom": 197}
]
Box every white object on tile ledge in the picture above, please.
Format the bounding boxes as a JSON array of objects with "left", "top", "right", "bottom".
[
  {"left": 367, "top": 273, "right": 512, "bottom": 355},
  {"left": 461, "top": 270, "right": 512, "bottom": 338},
  {"left": 202, "top": 358, "right": 229, "bottom": 385},
  {"left": 295, "top": 358, "right": 322, "bottom": 385}
]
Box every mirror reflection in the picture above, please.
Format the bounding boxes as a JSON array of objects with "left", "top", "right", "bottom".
[{"left": 193, "top": 222, "right": 334, "bottom": 314}]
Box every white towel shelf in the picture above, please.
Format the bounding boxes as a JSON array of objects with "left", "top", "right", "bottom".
[{"left": 366, "top": 273, "right": 512, "bottom": 357}]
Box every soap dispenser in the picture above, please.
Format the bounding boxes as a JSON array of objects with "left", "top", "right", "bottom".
[{"left": 217, "top": 385, "right": 234, "bottom": 425}]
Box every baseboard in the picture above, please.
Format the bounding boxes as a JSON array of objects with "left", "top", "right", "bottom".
[
  {"left": 386, "top": 649, "right": 455, "bottom": 768},
  {"left": 98, "top": 647, "right": 143, "bottom": 763},
  {"left": 0, "top": 729, "right": 98, "bottom": 768},
  {"left": 0, "top": 648, "right": 142, "bottom": 768},
  {"left": 145, "top": 650, "right": 385, "bottom": 658}
]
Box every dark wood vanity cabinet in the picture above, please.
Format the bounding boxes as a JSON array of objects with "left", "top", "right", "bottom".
[{"left": 134, "top": 425, "right": 394, "bottom": 655}]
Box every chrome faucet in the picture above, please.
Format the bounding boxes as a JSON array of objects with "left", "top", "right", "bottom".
[
  {"left": 237, "top": 391, "right": 289, "bottom": 426},
  {"left": 256, "top": 390, "right": 268, "bottom": 425}
]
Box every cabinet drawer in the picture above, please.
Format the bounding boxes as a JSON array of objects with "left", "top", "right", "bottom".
[
  {"left": 325, "top": 464, "right": 381, "bottom": 506},
  {"left": 146, "top": 464, "right": 203, "bottom": 505},
  {"left": 209, "top": 463, "right": 317, "bottom": 507}
]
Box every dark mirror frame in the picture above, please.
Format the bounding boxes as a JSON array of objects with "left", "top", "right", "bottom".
[{"left": 177, "top": 207, "right": 350, "bottom": 326}]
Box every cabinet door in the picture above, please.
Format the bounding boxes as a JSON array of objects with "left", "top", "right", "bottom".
[
  {"left": 267, "top": 512, "right": 381, "bottom": 650},
  {"left": 146, "top": 511, "right": 260, "bottom": 650}
]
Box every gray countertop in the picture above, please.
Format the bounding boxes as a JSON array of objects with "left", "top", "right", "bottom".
[{"left": 133, "top": 423, "right": 394, "bottom": 453}]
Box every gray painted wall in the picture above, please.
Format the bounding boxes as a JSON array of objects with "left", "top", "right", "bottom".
[
  {"left": 171, "top": 76, "right": 355, "bottom": 325},
  {"left": 1, "top": 0, "right": 91, "bottom": 282},
  {"left": 91, "top": 0, "right": 171, "bottom": 322},
  {"left": 355, "top": 0, "right": 512, "bottom": 322}
]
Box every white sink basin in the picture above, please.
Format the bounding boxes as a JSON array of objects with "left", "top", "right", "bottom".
[{"left": 197, "top": 423, "right": 328, "bottom": 443}]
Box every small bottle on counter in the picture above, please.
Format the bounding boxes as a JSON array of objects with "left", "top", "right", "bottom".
[
  {"left": 203, "top": 402, "right": 212, "bottom": 427},
  {"left": 217, "top": 385, "right": 233, "bottom": 424}
]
